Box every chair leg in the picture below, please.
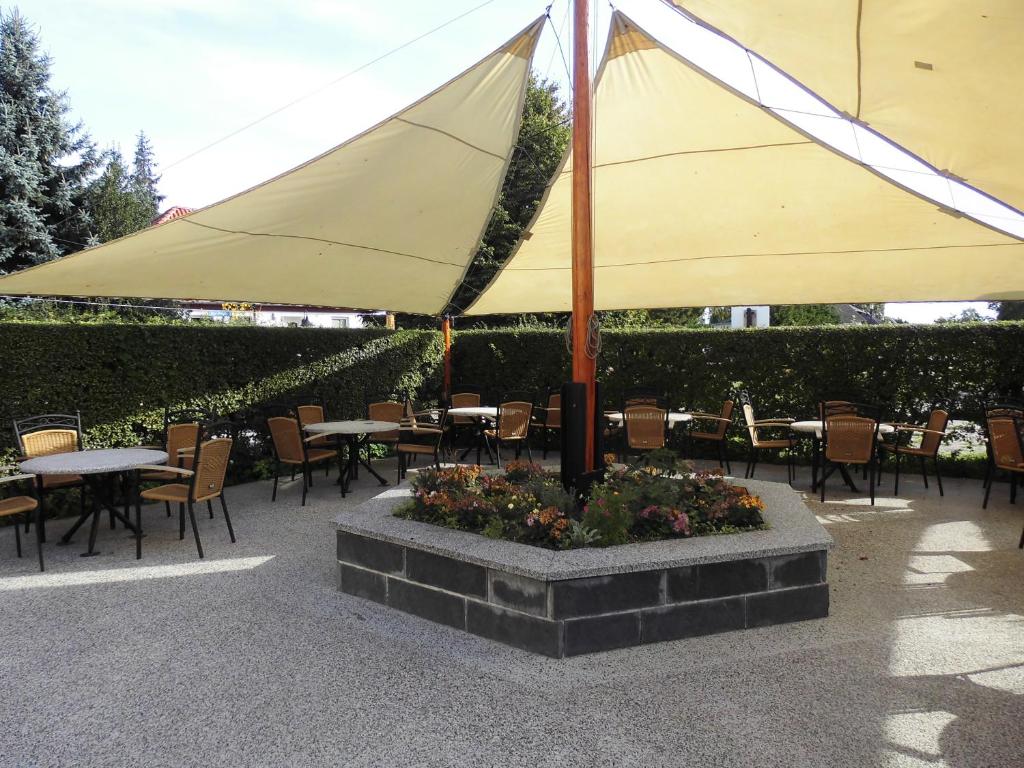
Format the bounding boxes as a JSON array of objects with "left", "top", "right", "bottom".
[
  {"left": 525, "top": 440, "right": 533, "bottom": 462},
  {"left": 301, "top": 466, "right": 309, "bottom": 507},
  {"left": 179, "top": 503, "right": 186, "bottom": 539},
  {"left": 14, "top": 513, "right": 22, "bottom": 557},
  {"left": 396, "top": 452, "right": 403, "bottom": 484},
  {"left": 820, "top": 461, "right": 827, "bottom": 503},
  {"left": 219, "top": 494, "right": 236, "bottom": 543},
  {"left": 983, "top": 469, "right": 994, "bottom": 509},
  {"left": 542, "top": 429, "right": 549, "bottom": 460},
  {"left": 206, "top": 498, "right": 214, "bottom": 519},
  {"left": 894, "top": 452, "right": 901, "bottom": 495},
  {"left": 934, "top": 457, "right": 944, "bottom": 497},
  {"left": 165, "top": 500, "right": 171, "bottom": 518},
  {"left": 750, "top": 449, "right": 759, "bottom": 479},
  {"left": 1019, "top": 523, "right": 1024, "bottom": 549},
  {"left": 920, "top": 456, "right": 929, "bottom": 489},
  {"left": 272, "top": 460, "right": 280, "bottom": 502},
  {"left": 869, "top": 458, "right": 876, "bottom": 506},
  {"left": 495, "top": 442, "right": 502, "bottom": 469},
  {"left": 186, "top": 500, "right": 204, "bottom": 559},
  {"left": 1012, "top": 474, "right": 1017, "bottom": 505},
  {"left": 34, "top": 503, "right": 44, "bottom": 572}
]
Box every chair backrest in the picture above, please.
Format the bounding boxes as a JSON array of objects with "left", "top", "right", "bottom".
[
  {"left": 918, "top": 408, "right": 949, "bottom": 456},
  {"left": 267, "top": 416, "right": 305, "bottom": 463},
  {"left": 622, "top": 386, "right": 662, "bottom": 409},
  {"left": 709, "top": 399, "right": 734, "bottom": 438},
  {"left": 191, "top": 437, "right": 233, "bottom": 500},
  {"left": 450, "top": 388, "right": 482, "bottom": 424},
  {"left": 367, "top": 400, "right": 403, "bottom": 440},
  {"left": 823, "top": 413, "right": 879, "bottom": 464},
  {"left": 497, "top": 399, "right": 533, "bottom": 440},
  {"left": 819, "top": 400, "right": 857, "bottom": 420},
  {"left": 296, "top": 403, "right": 325, "bottom": 429},
  {"left": 741, "top": 402, "right": 760, "bottom": 444},
  {"left": 624, "top": 404, "right": 667, "bottom": 450},
  {"left": 986, "top": 416, "right": 1024, "bottom": 469},
  {"left": 167, "top": 422, "right": 201, "bottom": 468},
  {"left": 544, "top": 391, "right": 561, "bottom": 428},
  {"left": 14, "top": 412, "right": 83, "bottom": 457}
]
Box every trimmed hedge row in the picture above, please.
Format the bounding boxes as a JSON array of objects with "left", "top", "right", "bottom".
[
  {"left": 451, "top": 323, "right": 1024, "bottom": 424},
  {"left": 0, "top": 323, "right": 443, "bottom": 453}
]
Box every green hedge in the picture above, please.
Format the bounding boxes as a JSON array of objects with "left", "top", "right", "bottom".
[
  {"left": 0, "top": 323, "right": 444, "bottom": 454},
  {"left": 451, "top": 323, "right": 1024, "bottom": 424}
]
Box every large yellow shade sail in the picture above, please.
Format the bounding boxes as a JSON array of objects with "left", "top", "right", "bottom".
[
  {"left": 0, "top": 19, "right": 544, "bottom": 315},
  {"left": 465, "top": 13, "right": 1024, "bottom": 315},
  {"left": 668, "top": 0, "right": 1024, "bottom": 214}
]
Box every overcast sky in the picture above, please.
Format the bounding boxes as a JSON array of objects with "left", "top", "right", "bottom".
[{"left": 24, "top": 0, "right": 1014, "bottom": 323}]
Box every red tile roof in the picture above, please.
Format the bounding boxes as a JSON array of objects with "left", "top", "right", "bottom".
[{"left": 151, "top": 206, "right": 195, "bottom": 226}]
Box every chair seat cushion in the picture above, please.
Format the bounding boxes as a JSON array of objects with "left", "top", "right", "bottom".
[
  {"left": 398, "top": 444, "right": 437, "bottom": 454},
  {"left": 141, "top": 483, "right": 190, "bottom": 503},
  {"left": 0, "top": 495, "right": 37, "bottom": 516},
  {"left": 483, "top": 429, "right": 525, "bottom": 440},
  {"left": 42, "top": 474, "right": 82, "bottom": 489},
  {"left": 753, "top": 439, "right": 790, "bottom": 449}
]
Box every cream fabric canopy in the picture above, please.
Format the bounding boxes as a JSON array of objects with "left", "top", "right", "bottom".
[
  {"left": 0, "top": 20, "right": 543, "bottom": 315},
  {"left": 465, "top": 13, "right": 1024, "bottom": 315},
  {"left": 668, "top": 0, "right": 1024, "bottom": 213}
]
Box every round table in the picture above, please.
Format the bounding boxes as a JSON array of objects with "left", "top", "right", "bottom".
[
  {"left": 447, "top": 406, "right": 498, "bottom": 419},
  {"left": 20, "top": 448, "right": 168, "bottom": 559},
  {"left": 304, "top": 421, "right": 399, "bottom": 495}
]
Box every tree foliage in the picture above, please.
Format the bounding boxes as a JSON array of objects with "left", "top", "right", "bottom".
[{"left": 0, "top": 9, "right": 100, "bottom": 273}]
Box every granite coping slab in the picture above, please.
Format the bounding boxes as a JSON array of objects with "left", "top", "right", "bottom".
[{"left": 335, "top": 478, "right": 832, "bottom": 581}]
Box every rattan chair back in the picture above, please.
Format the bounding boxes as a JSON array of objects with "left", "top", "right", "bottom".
[
  {"left": 167, "top": 423, "right": 201, "bottom": 467},
  {"left": 987, "top": 416, "right": 1024, "bottom": 470},
  {"left": 267, "top": 416, "right": 305, "bottom": 464},
  {"left": 296, "top": 404, "right": 325, "bottom": 429},
  {"left": 624, "top": 404, "right": 668, "bottom": 450},
  {"left": 622, "top": 386, "right": 662, "bottom": 409},
  {"left": 364, "top": 400, "right": 401, "bottom": 441},
  {"left": 709, "top": 399, "right": 734, "bottom": 439},
  {"left": 497, "top": 400, "right": 533, "bottom": 440},
  {"left": 191, "top": 437, "right": 233, "bottom": 501},
  {"left": 14, "top": 412, "right": 83, "bottom": 457},
  {"left": 741, "top": 403, "right": 764, "bottom": 447},
  {"left": 918, "top": 409, "right": 950, "bottom": 456},
  {"left": 450, "top": 389, "right": 482, "bottom": 424},
  {"left": 823, "top": 415, "right": 878, "bottom": 464},
  {"left": 544, "top": 391, "right": 561, "bottom": 428}
]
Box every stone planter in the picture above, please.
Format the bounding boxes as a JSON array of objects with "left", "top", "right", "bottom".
[{"left": 335, "top": 478, "right": 832, "bottom": 657}]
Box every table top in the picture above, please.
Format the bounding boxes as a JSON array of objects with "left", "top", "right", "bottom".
[
  {"left": 20, "top": 448, "right": 169, "bottom": 476},
  {"left": 304, "top": 420, "right": 400, "bottom": 435},
  {"left": 447, "top": 406, "right": 498, "bottom": 418},
  {"left": 791, "top": 420, "right": 895, "bottom": 435},
  {"left": 605, "top": 411, "right": 693, "bottom": 425}
]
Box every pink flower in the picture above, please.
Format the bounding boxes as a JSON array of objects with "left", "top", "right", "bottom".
[{"left": 671, "top": 512, "right": 690, "bottom": 534}]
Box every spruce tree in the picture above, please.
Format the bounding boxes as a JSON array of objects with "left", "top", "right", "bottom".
[
  {"left": 0, "top": 8, "right": 99, "bottom": 273},
  {"left": 88, "top": 147, "right": 152, "bottom": 242},
  {"left": 130, "top": 130, "right": 163, "bottom": 221}
]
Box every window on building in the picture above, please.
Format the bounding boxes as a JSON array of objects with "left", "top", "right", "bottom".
[{"left": 331, "top": 317, "right": 350, "bottom": 329}]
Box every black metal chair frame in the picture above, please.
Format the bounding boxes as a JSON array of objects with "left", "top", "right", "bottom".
[
  {"left": 485, "top": 393, "right": 535, "bottom": 467},
  {"left": 0, "top": 473, "right": 42, "bottom": 571},
  {"left": 737, "top": 392, "right": 795, "bottom": 482},
  {"left": 397, "top": 407, "right": 448, "bottom": 482},
  {"left": 264, "top": 406, "right": 342, "bottom": 506},
  {"left": 878, "top": 407, "right": 949, "bottom": 496}
]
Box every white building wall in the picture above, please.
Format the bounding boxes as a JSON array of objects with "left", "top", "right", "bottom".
[
  {"left": 188, "top": 309, "right": 372, "bottom": 328},
  {"left": 730, "top": 305, "right": 770, "bottom": 328}
]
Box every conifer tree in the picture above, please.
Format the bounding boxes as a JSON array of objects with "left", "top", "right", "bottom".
[{"left": 130, "top": 130, "right": 163, "bottom": 221}]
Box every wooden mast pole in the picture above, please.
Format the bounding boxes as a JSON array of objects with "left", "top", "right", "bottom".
[
  {"left": 571, "top": 0, "right": 596, "bottom": 471},
  {"left": 441, "top": 315, "right": 452, "bottom": 400}
]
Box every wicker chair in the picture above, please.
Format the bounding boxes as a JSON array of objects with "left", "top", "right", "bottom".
[
  {"left": 265, "top": 408, "right": 341, "bottom": 506},
  {"left": 448, "top": 385, "right": 484, "bottom": 454},
  {"left": 739, "top": 396, "right": 794, "bottom": 480},
  {"left": 879, "top": 408, "right": 949, "bottom": 495},
  {"left": 981, "top": 402, "right": 1024, "bottom": 496},
  {"left": 139, "top": 424, "right": 236, "bottom": 559},
  {"left": 296, "top": 398, "right": 333, "bottom": 458},
  {"left": 396, "top": 407, "right": 448, "bottom": 482},
  {"left": 484, "top": 395, "right": 534, "bottom": 467},
  {"left": 689, "top": 399, "right": 734, "bottom": 473},
  {"left": 622, "top": 400, "right": 669, "bottom": 462},
  {"left": 367, "top": 397, "right": 405, "bottom": 454},
  {"left": 820, "top": 403, "right": 882, "bottom": 505},
  {"left": 13, "top": 412, "right": 86, "bottom": 538},
  {"left": 536, "top": 389, "right": 562, "bottom": 459},
  {"left": 140, "top": 409, "right": 207, "bottom": 517},
  {"left": 982, "top": 410, "right": 1024, "bottom": 514},
  {"left": 0, "top": 473, "right": 42, "bottom": 570}
]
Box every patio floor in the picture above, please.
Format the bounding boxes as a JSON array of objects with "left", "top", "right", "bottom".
[{"left": 0, "top": 457, "right": 1021, "bottom": 767}]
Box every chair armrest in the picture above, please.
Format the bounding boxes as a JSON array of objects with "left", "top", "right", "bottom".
[
  {"left": 304, "top": 434, "right": 335, "bottom": 443},
  {"left": 754, "top": 419, "right": 794, "bottom": 427},
  {"left": 0, "top": 473, "right": 36, "bottom": 485},
  {"left": 690, "top": 413, "right": 731, "bottom": 423},
  {"left": 138, "top": 465, "right": 194, "bottom": 476},
  {"left": 895, "top": 426, "right": 947, "bottom": 436},
  {"left": 177, "top": 447, "right": 196, "bottom": 455},
  {"left": 133, "top": 444, "right": 163, "bottom": 450}
]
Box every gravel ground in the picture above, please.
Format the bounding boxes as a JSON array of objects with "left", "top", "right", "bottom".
[{"left": 0, "top": 457, "right": 1021, "bottom": 767}]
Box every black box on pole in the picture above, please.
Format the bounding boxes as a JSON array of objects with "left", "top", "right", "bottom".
[{"left": 560, "top": 382, "right": 605, "bottom": 498}]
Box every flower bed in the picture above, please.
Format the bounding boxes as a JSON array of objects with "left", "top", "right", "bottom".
[{"left": 394, "top": 452, "right": 766, "bottom": 550}]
